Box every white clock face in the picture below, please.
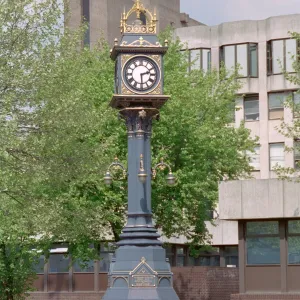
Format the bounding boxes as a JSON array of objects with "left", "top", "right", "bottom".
[{"left": 124, "top": 57, "right": 159, "bottom": 93}]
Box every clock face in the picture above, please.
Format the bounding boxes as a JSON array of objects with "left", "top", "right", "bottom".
[{"left": 123, "top": 56, "right": 159, "bottom": 93}]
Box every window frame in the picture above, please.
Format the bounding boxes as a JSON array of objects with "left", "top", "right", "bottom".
[
  {"left": 294, "top": 140, "right": 300, "bottom": 170},
  {"left": 244, "top": 94, "right": 259, "bottom": 122},
  {"left": 268, "top": 92, "right": 286, "bottom": 120},
  {"left": 287, "top": 220, "right": 300, "bottom": 265},
  {"left": 188, "top": 48, "right": 211, "bottom": 72},
  {"left": 267, "top": 38, "right": 300, "bottom": 75},
  {"left": 245, "top": 221, "right": 281, "bottom": 266},
  {"left": 269, "top": 142, "right": 285, "bottom": 171},
  {"left": 246, "top": 144, "right": 260, "bottom": 171},
  {"left": 220, "top": 43, "right": 259, "bottom": 78}
]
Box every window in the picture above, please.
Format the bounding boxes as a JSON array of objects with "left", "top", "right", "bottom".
[
  {"left": 188, "top": 248, "right": 220, "bottom": 267},
  {"left": 244, "top": 95, "right": 259, "bottom": 121},
  {"left": 82, "top": 0, "right": 90, "bottom": 46},
  {"left": 267, "top": 39, "right": 299, "bottom": 74},
  {"left": 270, "top": 143, "right": 285, "bottom": 170},
  {"left": 294, "top": 92, "right": 300, "bottom": 118},
  {"left": 246, "top": 145, "right": 260, "bottom": 170},
  {"left": 189, "top": 48, "right": 211, "bottom": 72},
  {"left": 288, "top": 220, "right": 300, "bottom": 264},
  {"left": 294, "top": 141, "right": 300, "bottom": 170},
  {"left": 49, "top": 254, "right": 70, "bottom": 273},
  {"left": 224, "top": 246, "right": 239, "bottom": 267},
  {"left": 99, "top": 243, "right": 115, "bottom": 272},
  {"left": 268, "top": 92, "right": 286, "bottom": 119},
  {"left": 73, "top": 260, "right": 94, "bottom": 273},
  {"left": 246, "top": 221, "right": 280, "bottom": 265},
  {"left": 221, "top": 43, "right": 258, "bottom": 77},
  {"left": 33, "top": 255, "right": 45, "bottom": 274},
  {"left": 176, "top": 247, "right": 186, "bottom": 267}
]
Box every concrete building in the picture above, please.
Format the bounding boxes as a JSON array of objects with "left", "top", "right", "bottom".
[
  {"left": 176, "top": 13, "right": 300, "bottom": 299},
  {"left": 67, "top": 0, "right": 202, "bottom": 47}
]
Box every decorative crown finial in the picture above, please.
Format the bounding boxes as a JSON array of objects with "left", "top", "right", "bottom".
[{"left": 120, "top": 0, "right": 157, "bottom": 34}]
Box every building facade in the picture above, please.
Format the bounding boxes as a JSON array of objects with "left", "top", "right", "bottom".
[
  {"left": 67, "top": 0, "right": 202, "bottom": 47},
  {"left": 175, "top": 13, "right": 300, "bottom": 299}
]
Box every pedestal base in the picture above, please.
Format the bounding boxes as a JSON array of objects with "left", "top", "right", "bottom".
[{"left": 102, "top": 246, "right": 179, "bottom": 300}]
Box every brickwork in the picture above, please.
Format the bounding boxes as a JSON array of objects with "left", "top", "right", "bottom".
[
  {"left": 231, "top": 295, "right": 300, "bottom": 300},
  {"left": 172, "top": 267, "right": 239, "bottom": 300},
  {"left": 29, "top": 292, "right": 104, "bottom": 300},
  {"left": 28, "top": 267, "right": 239, "bottom": 300}
]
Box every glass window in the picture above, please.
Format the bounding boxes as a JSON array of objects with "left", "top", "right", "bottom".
[
  {"left": 285, "top": 39, "right": 297, "bottom": 72},
  {"left": 294, "top": 141, "right": 300, "bottom": 169},
  {"left": 246, "top": 146, "right": 260, "bottom": 170},
  {"left": 190, "top": 49, "right": 201, "bottom": 70},
  {"left": 189, "top": 49, "right": 211, "bottom": 72},
  {"left": 294, "top": 92, "right": 300, "bottom": 118},
  {"left": 268, "top": 39, "right": 298, "bottom": 74},
  {"left": 272, "top": 40, "right": 284, "bottom": 74},
  {"left": 99, "top": 243, "right": 115, "bottom": 272},
  {"left": 33, "top": 255, "right": 45, "bottom": 274},
  {"left": 176, "top": 247, "right": 186, "bottom": 266},
  {"left": 224, "top": 246, "right": 239, "bottom": 267},
  {"left": 247, "top": 237, "right": 280, "bottom": 265},
  {"left": 49, "top": 254, "right": 70, "bottom": 273},
  {"left": 246, "top": 221, "right": 280, "bottom": 265},
  {"left": 288, "top": 221, "right": 300, "bottom": 264},
  {"left": 224, "top": 45, "right": 235, "bottom": 71},
  {"left": 222, "top": 44, "right": 258, "bottom": 77},
  {"left": 202, "top": 49, "right": 211, "bottom": 72},
  {"left": 288, "top": 220, "right": 300, "bottom": 234},
  {"left": 244, "top": 95, "right": 259, "bottom": 121},
  {"left": 73, "top": 259, "right": 94, "bottom": 273},
  {"left": 269, "top": 93, "right": 285, "bottom": 119},
  {"left": 270, "top": 143, "right": 285, "bottom": 170},
  {"left": 82, "top": 0, "right": 90, "bottom": 46},
  {"left": 247, "top": 221, "right": 279, "bottom": 235},
  {"left": 237, "top": 44, "right": 248, "bottom": 77},
  {"left": 250, "top": 44, "right": 258, "bottom": 77}
]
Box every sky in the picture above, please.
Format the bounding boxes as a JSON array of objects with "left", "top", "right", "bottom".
[{"left": 180, "top": 0, "right": 300, "bottom": 26}]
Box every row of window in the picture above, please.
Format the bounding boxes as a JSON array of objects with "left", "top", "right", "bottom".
[
  {"left": 247, "top": 142, "right": 300, "bottom": 171},
  {"left": 246, "top": 220, "right": 300, "bottom": 265},
  {"left": 33, "top": 244, "right": 239, "bottom": 274},
  {"left": 188, "top": 38, "right": 300, "bottom": 76},
  {"left": 232, "top": 91, "right": 300, "bottom": 122}
]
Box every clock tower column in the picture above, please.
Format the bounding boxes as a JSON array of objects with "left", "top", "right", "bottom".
[{"left": 102, "top": 1, "right": 179, "bottom": 299}]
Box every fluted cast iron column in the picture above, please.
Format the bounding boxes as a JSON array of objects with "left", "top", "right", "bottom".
[{"left": 103, "top": 107, "right": 179, "bottom": 300}]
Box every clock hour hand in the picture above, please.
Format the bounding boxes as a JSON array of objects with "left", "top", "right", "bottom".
[{"left": 140, "top": 71, "right": 150, "bottom": 84}]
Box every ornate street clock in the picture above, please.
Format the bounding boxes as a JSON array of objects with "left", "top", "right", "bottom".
[{"left": 104, "top": 1, "right": 179, "bottom": 299}]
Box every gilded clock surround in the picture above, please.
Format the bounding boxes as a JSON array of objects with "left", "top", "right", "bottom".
[
  {"left": 121, "top": 55, "right": 161, "bottom": 95},
  {"left": 120, "top": 0, "right": 157, "bottom": 34}
]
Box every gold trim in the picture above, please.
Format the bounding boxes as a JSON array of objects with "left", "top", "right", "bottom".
[
  {"left": 121, "top": 55, "right": 161, "bottom": 95},
  {"left": 112, "top": 276, "right": 129, "bottom": 287},
  {"left": 121, "top": 37, "right": 162, "bottom": 48},
  {"left": 129, "top": 257, "right": 158, "bottom": 276},
  {"left": 121, "top": 0, "right": 157, "bottom": 34}
]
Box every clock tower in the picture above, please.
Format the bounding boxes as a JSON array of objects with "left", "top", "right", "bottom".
[{"left": 103, "top": 1, "right": 179, "bottom": 299}]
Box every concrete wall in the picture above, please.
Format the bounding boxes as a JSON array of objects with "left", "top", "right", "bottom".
[
  {"left": 67, "top": 0, "right": 203, "bottom": 46},
  {"left": 219, "top": 179, "right": 300, "bottom": 220}
]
